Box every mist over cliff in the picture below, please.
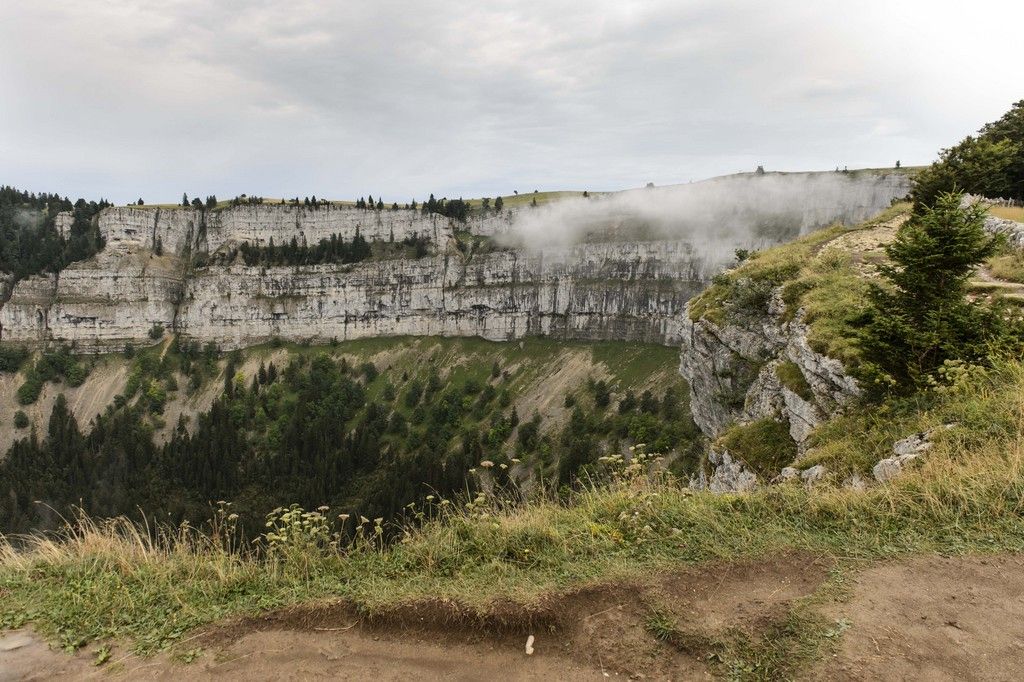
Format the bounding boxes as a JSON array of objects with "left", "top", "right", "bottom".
[{"left": 502, "top": 172, "right": 911, "bottom": 264}]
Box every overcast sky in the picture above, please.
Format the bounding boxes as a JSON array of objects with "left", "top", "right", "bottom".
[{"left": 2, "top": 1, "right": 1022, "bottom": 205}]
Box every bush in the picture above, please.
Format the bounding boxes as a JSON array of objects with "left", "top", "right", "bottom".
[
  {"left": 359, "top": 362, "right": 378, "bottom": 383},
  {"left": 148, "top": 323, "right": 165, "bottom": 340},
  {"left": 0, "top": 344, "right": 30, "bottom": 373},
  {"left": 718, "top": 418, "right": 796, "bottom": 476},
  {"left": 16, "top": 376, "right": 43, "bottom": 405},
  {"left": 64, "top": 363, "right": 88, "bottom": 387},
  {"left": 13, "top": 410, "right": 29, "bottom": 429}
]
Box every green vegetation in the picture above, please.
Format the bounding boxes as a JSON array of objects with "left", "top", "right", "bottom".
[
  {"left": 912, "top": 100, "right": 1024, "bottom": 209},
  {"left": 688, "top": 218, "right": 862, "bottom": 327},
  {"left": 718, "top": 418, "right": 797, "bottom": 477},
  {"left": 0, "top": 185, "right": 109, "bottom": 282},
  {"left": 0, "top": 337, "right": 698, "bottom": 536},
  {"left": 860, "top": 193, "right": 1016, "bottom": 392},
  {"left": 0, "top": 344, "right": 30, "bottom": 373},
  {"left": 467, "top": 190, "right": 586, "bottom": 210},
  {"left": 238, "top": 229, "right": 375, "bottom": 266},
  {"left": 16, "top": 346, "right": 90, "bottom": 405},
  {"left": 689, "top": 204, "right": 910, "bottom": 368},
  {"left": 988, "top": 246, "right": 1024, "bottom": 283},
  {"left": 1, "top": 354, "right": 1022, "bottom": 663},
  {"left": 774, "top": 361, "right": 813, "bottom": 401}
]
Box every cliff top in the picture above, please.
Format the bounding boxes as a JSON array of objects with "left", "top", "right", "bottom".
[{"left": 113, "top": 166, "right": 917, "bottom": 210}]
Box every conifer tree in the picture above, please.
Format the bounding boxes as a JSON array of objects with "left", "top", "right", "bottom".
[{"left": 861, "top": 192, "right": 1006, "bottom": 389}]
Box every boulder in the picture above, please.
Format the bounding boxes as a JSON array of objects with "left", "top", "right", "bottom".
[{"left": 800, "top": 464, "right": 828, "bottom": 486}]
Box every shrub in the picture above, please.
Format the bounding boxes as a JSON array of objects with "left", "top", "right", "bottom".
[
  {"left": 0, "top": 344, "right": 30, "bottom": 373},
  {"left": 148, "top": 323, "right": 165, "bottom": 340},
  {"left": 718, "top": 418, "right": 796, "bottom": 476},
  {"left": 64, "top": 363, "right": 88, "bottom": 387},
  {"left": 13, "top": 410, "right": 29, "bottom": 429},
  {"left": 359, "top": 362, "right": 378, "bottom": 383},
  {"left": 16, "top": 376, "right": 43, "bottom": 405}
]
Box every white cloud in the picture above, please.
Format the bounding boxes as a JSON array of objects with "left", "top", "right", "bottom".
[{"left": 1, "top": 0, "right": 1021, "bottom": 203}]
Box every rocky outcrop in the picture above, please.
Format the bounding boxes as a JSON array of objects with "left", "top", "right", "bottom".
[
  {"left": 962, "top": 194, "right": 1024, "bottom": 249},
  {"left": 690, "top": 449, "right": 758, "bottom": 492},
  {"left": 873, "top": 424, "right": 956, "bottom": 482},
  {"left": 679, "top": 293, "right": 859, "bottom": 449},
  {"left": 983, "top": 214, "right": 1024, "bottom": 250}
]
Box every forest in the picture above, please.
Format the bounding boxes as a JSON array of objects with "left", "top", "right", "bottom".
[
  {"left": 0, "top": 186, "right": 109, "bottom": 281},
  {"left": 0, "top": 340, "right": 700, "bottom": 537}
]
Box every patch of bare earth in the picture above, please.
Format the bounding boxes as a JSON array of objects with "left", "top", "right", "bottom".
[
  {"left": 818, "top": 214, "right": 908, "bottom": 277},
  {"left": 0, "top": 553, "right": 828, "bottom": 681},
  {"left": 812, "top": 554, "right": 1024, "bottom": 681},
  {"left": 0, "top": 356, "right": 130, "bottom": 456}
]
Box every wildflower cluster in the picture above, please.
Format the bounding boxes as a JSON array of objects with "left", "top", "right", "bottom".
[
  {"left": 597, "top": 444, "right": 667, "bottom": 486},
  {"left": 264, "top": 504, "right": 337, "bottom": 557},
  {"left": 209, "top": 500, "right": 241, "bottom": 553}
]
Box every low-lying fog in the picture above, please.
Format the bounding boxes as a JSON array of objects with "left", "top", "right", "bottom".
[{"left": 502, "top": 171, "right": 909, "bottom": 265}]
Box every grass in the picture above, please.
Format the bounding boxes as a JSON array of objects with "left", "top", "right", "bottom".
[
  {"left": 990, "top": 206, "right": 1024, "bottom": 223},
  {"left": 689, "top": 203, "right": 911, "bottom": 369},
  {"left": 775, "top": 361, "right": 814, "bottom": 401},
  {"left": 988, "top": 248, "right": 1024, "bottom": 284},
  {"left": 687, "top": 221, "right": 854, "bottom": 325},
  {"left": 465, "top": 190, "right": 590, "bottom": 209},
  {"left": 2, "top": 355, "right": 1022, "bottom": 660}
]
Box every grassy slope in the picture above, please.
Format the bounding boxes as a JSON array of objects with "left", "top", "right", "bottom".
[
  {"left": 688, "top": 203, "right": 911, "bottom": 367},
  {"left": 991, "top": 206, "right": 1024, "bottom": 222},
  {"left": 1, "top": 355, "right": 1022, "bottom": 661}
]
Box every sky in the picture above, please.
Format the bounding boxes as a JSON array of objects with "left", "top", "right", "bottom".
[{"left": 1, "top": 0, "right": 1022, "bottom": 205}]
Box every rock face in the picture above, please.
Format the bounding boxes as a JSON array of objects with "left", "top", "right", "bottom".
[
  {"left": 0, "top": 205, "right": 714, "bottom": 351},
  {"left": 690, "top": 449, "right": 758, "bottom": 492},
  {"left": 0, "top": 174, "right": 912, "bottom": 352},
  {"left": 678, "top": 293, "right": 859, "bottom": 449},
  {"left": 678, "top": 298, "right": 859, "bottom": 491},
  {"left": 176, "top": 240, "right": 712, "bottom": 348}
]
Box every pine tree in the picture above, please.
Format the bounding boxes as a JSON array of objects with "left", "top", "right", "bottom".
[{"left": 861, "top": 192, "right": 1006, "bottom": 389}]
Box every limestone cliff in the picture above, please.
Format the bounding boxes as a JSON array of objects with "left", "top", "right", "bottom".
[
  {"left": 176, "top": 240, "right": 709, "bottom": 348},
  {"left": 678, "top": 292, "right": 858, "bottom": 447},
  {"left": 0, "top": 173, "right": 912, "bottom": 352}
]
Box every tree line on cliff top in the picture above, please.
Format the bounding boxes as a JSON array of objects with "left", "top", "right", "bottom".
[{"left": 0, "top": 186, "right": 108, "bottom": 281}]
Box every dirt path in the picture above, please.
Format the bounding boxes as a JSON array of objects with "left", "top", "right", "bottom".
[
  {"left": 3, "top": 553, "right": 1024, "bottom": 681},
  {"left": 973, "top": 266, "right": 1024, "bottom": 304},
  {"left": 812, "top": 554, "right": 1024, "bottom": 681}
]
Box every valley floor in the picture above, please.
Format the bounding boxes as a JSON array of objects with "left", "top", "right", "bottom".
[{"left": 4, "top": 552, "right": 1022, "bottom": 681}]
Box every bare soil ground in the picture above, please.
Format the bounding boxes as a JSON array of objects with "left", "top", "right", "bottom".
[
  {"left": 0, "top": 356, "right": 130, "bottom": 456},
  {"left": 0, "top": 553, "right": 826, "bottom": 681},
  {"left": 3, "top": 553, "right": 1024, "bottom": 680},
  {"left": 811, "top": 554, "right": 1024, "bottom": 682}
]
